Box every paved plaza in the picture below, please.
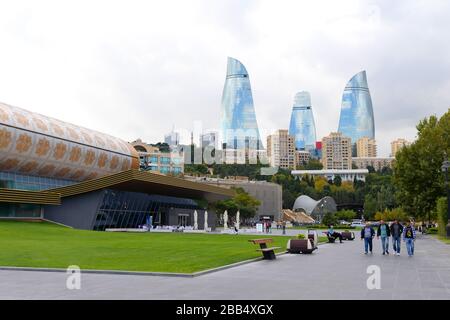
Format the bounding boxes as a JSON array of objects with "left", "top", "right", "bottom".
[{"left": 1, "top": 234, "right": 450, "bottom": 299}]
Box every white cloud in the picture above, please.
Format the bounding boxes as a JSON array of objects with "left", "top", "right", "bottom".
[{"left": 0, "top": 0, "right": 449, "bottom": 157}]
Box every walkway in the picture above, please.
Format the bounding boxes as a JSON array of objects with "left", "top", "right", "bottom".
[{"left": 1, "top": 235, "right": 450, "bottom": 299}]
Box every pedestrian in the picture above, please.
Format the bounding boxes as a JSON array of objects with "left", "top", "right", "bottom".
[
  {"left": 282, "top": 221, "right": 286, "bottom": 235},
  {"left": 403, "top": 221, "right": 416, "bottom": 257},
  {"left": 361, "top": 222, "right": 375, "bottom": 254},
  {"left": 376, "top": 220, "right": 391, "bottom": 255},
  {"left": 390, "top": 219, "right": 404, "bottom": 256}
]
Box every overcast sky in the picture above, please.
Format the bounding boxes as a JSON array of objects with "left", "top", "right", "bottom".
[{"left": 1, "top": 0, "right": 449, "bottom": 157}]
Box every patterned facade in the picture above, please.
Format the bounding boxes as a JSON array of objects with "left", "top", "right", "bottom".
[{"left": 0, "top": 102, "right": 139, "bottom": 182}]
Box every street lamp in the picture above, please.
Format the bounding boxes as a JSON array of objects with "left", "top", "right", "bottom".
[{"left": 441, "top": 158, "right": 450, "bottom": 237}]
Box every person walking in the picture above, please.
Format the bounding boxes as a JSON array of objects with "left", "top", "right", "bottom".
[
  {"left": 403, "top": 221, "right": 416, "bottom": 257},
  {"left": 390, "top": 219, "right": 404, "bottom": 256},
  {"left": 376, "top": 220, "right": 391, "bottom": 255},
  {"left": 361, "top": 222, "right": 375, "bottom": 254}
]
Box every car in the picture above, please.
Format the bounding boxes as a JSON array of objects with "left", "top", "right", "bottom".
[{"left": 350, "top": 222, "right": 366, "bottom": 228}]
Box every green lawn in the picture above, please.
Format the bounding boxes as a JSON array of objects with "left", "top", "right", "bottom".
[
  {"left": 433, "top": 234, "right": 450, "bottom": 244},
  {"left": 0, "top": 221, "right": 293, "bottom": 273}
]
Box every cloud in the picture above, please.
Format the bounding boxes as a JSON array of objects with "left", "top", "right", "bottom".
[{"left": 0, "top": 0, "right": 449, "bottom": 157}]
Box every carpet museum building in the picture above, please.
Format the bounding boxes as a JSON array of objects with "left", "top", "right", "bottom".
[{"left": 0, "top": 102, "right": 232, "bottom": 230}]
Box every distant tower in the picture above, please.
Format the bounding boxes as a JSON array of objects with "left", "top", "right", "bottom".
[
  {"left": 338, "top": 71, "right": 375, "bottom": 155},
  {"left": 288, "top": 91, "right": 317, "bottom": 151},
  {"left": 220, "top": 57, "right": 264, "bottom": 150}
]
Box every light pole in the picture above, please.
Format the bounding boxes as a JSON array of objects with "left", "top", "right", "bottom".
[{"left": 441, "top": 158, "right": 450, "bottom": 237}]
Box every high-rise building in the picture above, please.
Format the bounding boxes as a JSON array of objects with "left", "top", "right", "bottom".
[
  {"left": 295, "top": 150, "right": 311, "bottom": 168},
  {"left": 288, "top": 91, "right": 317, "bottom": 151},
  {"left": 200, "top": 131, "right": 218, "bottom": 150},
  {"left": 391, "top": 138, "right": 411, "bottom": 157},
  {"left": 356, "top": 137, "right": 377, "bottom": 157},
  {"left": 266, "top": 130, "right": 296, "bottom": 169},
  {"left": 220, "top": 57, "right": 264, "bottom": 151},
  {"left": 338, "top": 71, "right": 375, "bottom": 156},
  {"left": 321, "top": 132, "right": 352, "bottom": 170},
  {"left": 164, "top": 130, "right": 180, "bottom": 147}
]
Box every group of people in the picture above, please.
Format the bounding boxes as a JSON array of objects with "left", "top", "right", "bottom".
[{"left": 360, "top": 220, "right": 417, "bottom": 256}]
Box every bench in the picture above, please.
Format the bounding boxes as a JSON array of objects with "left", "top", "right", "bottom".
[
  {"left": 287, "top": 230, "right": 319, "bottom": 254},
  {"left": 248, "top": 238, "right": 280, "bottom": 260},
  {"left": 341, "top": 231, "right": 355, "bottom": 240}
]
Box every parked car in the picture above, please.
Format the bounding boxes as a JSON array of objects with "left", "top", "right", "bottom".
[{"left": 350, "top": 222, "right": 366, "bottom": 228}]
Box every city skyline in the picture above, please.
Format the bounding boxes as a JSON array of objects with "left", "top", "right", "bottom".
[{"left": 1, "top": 1, "right": 449, "bottom": 157}]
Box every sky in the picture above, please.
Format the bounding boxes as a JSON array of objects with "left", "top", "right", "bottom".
[{"left": 0, "top": 0, "right": 449, "bottom": 157}]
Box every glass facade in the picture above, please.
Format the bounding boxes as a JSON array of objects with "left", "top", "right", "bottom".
[
  {"left": 139, "top": 154, "right": 183, "bottom": 175},
  {"left": 337, "top": 71, "right": 375, "bottom": 147},
  {"left": 0, "top": 171, "right": 75, "bottom": 191},
  {"left": 0, "top": 171, "right": 74, "bottom": 218},
  {"left": 288, "top": 91, "right": 317, "bottom": 151},
  {"left": 0, "top": 203, "right": 41, "bottom": 218},
  {"left": 220, "top": 57, "right": 264, "bottom": 150},
  {"left": 92, "top": 190, "right": 200, "bottom": 231}
]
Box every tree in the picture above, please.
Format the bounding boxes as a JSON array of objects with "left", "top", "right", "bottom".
[
  {"left": 335, "top": 209, "right": 356, "bottom": 221},
  {"left": 374, "top": 208, "right": 408, "bottom": 222},
  {"left": 322, "top": 212, "right": 338, "bottom": 226},
  {"left": 436, "top": 197, "right": 448, "bottom": 236},
  {"left": 394, "top": 110, "right": 450, "bottom": 220},
  {"left": 364, "top": 194, "right": 377, "bottom": 220},
  {"left": 304, "top": 159, "right": 323, "bottom": 170},
  {"left": 214, "top": 187, "right": 261, "bottom": 220},
  {"left": 333, "top": 175, "right": 342, "bottom": 187}
]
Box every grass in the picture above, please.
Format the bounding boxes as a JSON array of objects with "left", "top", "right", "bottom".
[
  {"left": 432, "top": 234, "right": 450, "bottom": 244},
  {"left": 0, "top": 220, "right": 293, "bottom": 273}
]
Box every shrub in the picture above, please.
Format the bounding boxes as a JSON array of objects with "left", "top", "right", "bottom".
[
  {"left": 436, "top": 197, "right": 448, "bottom": 236},
  {"left": 296, "top": 234, "right": 305, "bottom": 239},
  {"left": 427, "top": 227, "right": 438, "bottom": 234},
  {"left": 321, "top": 212, "right": 338, "bottom": 227}
]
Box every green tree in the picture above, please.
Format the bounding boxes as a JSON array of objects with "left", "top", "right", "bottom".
[
  {"left": 333, "top": 175, "right": 342, "bottom": 187},
  {"left": 335, "top": 209, "right": 356, "bottom": 221},
  {"left": 436, "top": 197, "right": 448, "bottom": 236},
  {"left": 214, "top": 187, "right": 261, "bottom": 220},
  {"left": 394, "top": 110, "right": 450, "bottom": 220},
  {"left": 364, "top": 194, "right": 377, "bottom": 220},
  {"left": 322, "top": 212, "right": 338, "bottom": 226}
]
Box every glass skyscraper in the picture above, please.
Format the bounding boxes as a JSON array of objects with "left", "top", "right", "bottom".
[
  {"left": 337, "top": 71, "right": 375, "bottom": 150},
  {"left": 288, "top": 91, "right": 317, "bottom": 151},
  {"left": 220, "top": 57, "right": 264, "bottom": 150}
]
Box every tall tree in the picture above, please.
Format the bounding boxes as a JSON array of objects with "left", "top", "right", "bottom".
[{"left": 394, "top": 110, "right": 450, "bottom": 220}]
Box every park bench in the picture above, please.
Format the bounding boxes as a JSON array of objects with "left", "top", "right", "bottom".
[
  {"left": 248, "top": 238, "right": 280, "bottom": 260},
  {"left": 341, "top": 231, "right": 355, "bottom": 240},
  {"left": 287, "top": 230, "right": 319, "bottom": 254}
]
